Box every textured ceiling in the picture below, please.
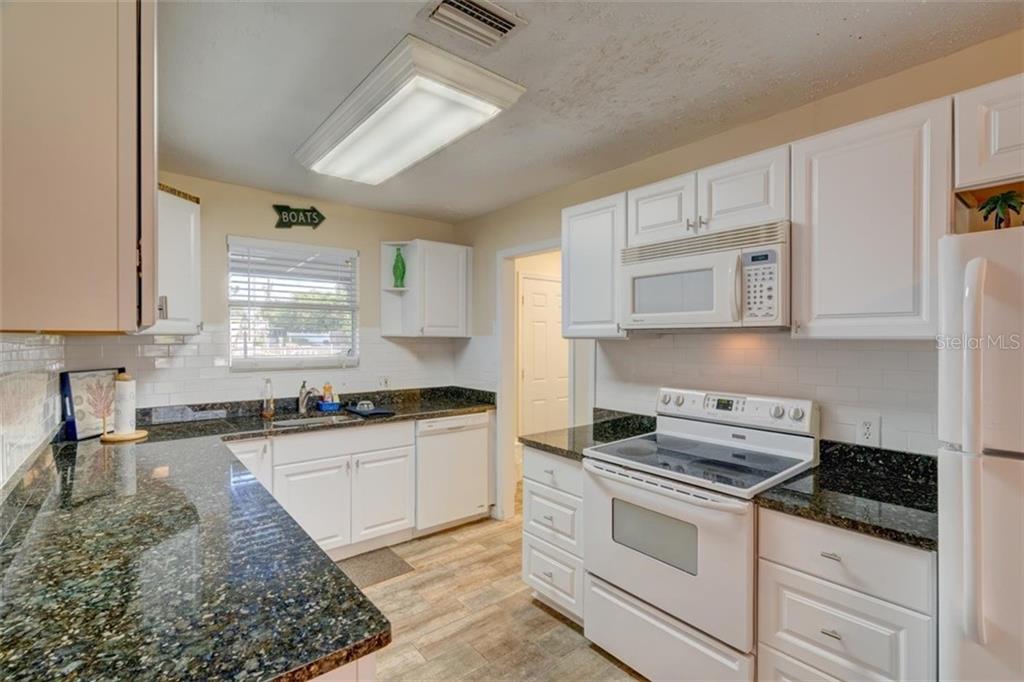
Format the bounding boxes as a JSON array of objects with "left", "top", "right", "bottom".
[{"left": 159, "top": 1, "right": 1023, "bottom": 222}]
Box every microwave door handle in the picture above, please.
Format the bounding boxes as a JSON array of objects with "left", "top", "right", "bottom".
[
  {"left": 732, "top": 254, "right": 742, "bottom": 321},
  {"left": 584, "top": 460, "right": 748, "bottom": 515},
  {"left": 962, "top": 256, "right": 988, "bottom": 645}
]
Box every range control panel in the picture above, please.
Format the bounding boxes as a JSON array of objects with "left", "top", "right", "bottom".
[
  {"left": 657, "top": 388, "right": 818, "bottom": 436},
  {"left": 742, "top": 249, "right": 779, "bottom": 322}
]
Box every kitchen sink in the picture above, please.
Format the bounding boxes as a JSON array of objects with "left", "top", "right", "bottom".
[{"left": 272, "top": 414, "right": 360, "bottom": 427}]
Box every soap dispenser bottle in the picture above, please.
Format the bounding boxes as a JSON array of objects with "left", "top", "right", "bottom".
[{"left": 261, "top": 378, "right": 275, "bottom": 421}]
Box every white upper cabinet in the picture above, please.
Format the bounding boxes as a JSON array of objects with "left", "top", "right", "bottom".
[
  {"left": 697, "top": 146, "right": 790, "bottom": 234},
  {"left": 791, "top": 98, "right": 951, "bottom": 339},
  {"left": 147, "top": 189, "right": 202, "bottom": 334},
  {"left": 626, "top": 172, "right": 697, "bottom": 245},
  {"left": 955, "top": 73, "right": 1024, "bottom": 189},
  {"left": 562, "top": 194, "right": 627, "bottom": 338},
  {"left": 624, "top": 146, "right": 790, "bottom": 246},
  {"left": 380, "top": 239, "right": 470, "bottom": 337},
  {"left": 419, "top": 241, "right": 469, "bottom": 337}
]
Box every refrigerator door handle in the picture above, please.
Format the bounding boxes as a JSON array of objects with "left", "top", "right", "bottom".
[{"left": 962, "top": 256, "right": 988, "bottom": 645}]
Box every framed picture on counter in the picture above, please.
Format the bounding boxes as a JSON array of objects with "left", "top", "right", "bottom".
[{"left": 60, "top": 367, "right": 125, "bottom": 441}]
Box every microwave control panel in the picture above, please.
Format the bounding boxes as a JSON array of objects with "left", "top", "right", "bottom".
[{"left": 742, "top": 249, "right": 778, "bottom": 322}]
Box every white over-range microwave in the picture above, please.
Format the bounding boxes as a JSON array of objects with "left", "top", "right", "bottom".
[{"left": 619, "top": 221, "right": 790, "bottom": 330}]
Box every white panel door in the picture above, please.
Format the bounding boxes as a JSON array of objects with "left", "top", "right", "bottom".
[
  {"left": 791, "top": 98, "right": 951, "bottom": 338},
  {"left": 351, "top": 446, "right": 415, "bottom": 542},
  {"left": 561, "top": 193, "right": 627, "bottom": 338},
  {"left": 697, "top": 145, "right": 790, "bottom": 234},
  {"left": 224, "top": 438, "right": 273, "bottom": 493},
  {"left": 955, "top": 74, "right": 1024, "bottom": 189},
  {"left": 273, "top": 455, "right": 352, "bottom": 550},
  {"left": 520, "top": 274, "right": 570, "bottom": 435},
  {"left": 420, "top": 241, "right": 469, "bottom": 337},
  {"left": 147, "top": 190, "right": 201, "bottom": 334},
  {"left": 626, "top": 172, "right": 698, "bottom": 245}
]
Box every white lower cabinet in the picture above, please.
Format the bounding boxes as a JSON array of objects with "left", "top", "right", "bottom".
[
  {"left": 585, "top": 573, "right": 754, "bottom": 682},
  {"left": 757, "top": 509, "right": 937, "bottom": 682},
  {"left": 521, "top": 447, "right": 584, "bottom": 620},
  {"left": 224, "top": 438, "right": 273, "bottom": 492},
  {"left": 274, "top": 456, "right": 353, "bottom": 551},
  {"left": 351, "top": 446, "right": 415, "bottom": 543}
]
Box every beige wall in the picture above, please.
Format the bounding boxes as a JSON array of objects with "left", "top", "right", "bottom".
[
  {"left": 454, "top": 29, "right": 1024, "bottom": 335},
  {"left": 158, "top": 172, "right": 459, "bottom": 328},
  {"left": 514, "top": 250, "right": 561, "bottom": 277}
]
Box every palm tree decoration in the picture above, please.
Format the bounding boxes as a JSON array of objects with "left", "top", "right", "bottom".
[{"left": 978, "top": 190, "right": 1023, "bottom": 230}]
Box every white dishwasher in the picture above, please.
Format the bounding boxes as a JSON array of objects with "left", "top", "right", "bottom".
[{"left": 416, "top": 412, "right": 490, "bottom": 530}]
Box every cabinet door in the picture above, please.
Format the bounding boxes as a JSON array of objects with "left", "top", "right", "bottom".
[
  {"left": 420, "top": 242, "right": 469, "bottom": 337},
  {"left": 697, "top": 146, "right": 789, "bottom": 233},
  {"left": 562, "top": 194, "right": 627, "bottom": 338},
  {"left": 147, "top": 190, "right": 201, "bottom": 334},
  {"left": 224, "top": 439, "right": 273, "bottom": 493},
  {"left": 626, "top": 172, "right": 697, "bottom": 245},
  {"left": 791, "top": 98, "right": 951, "bottom": 338},
  {"left": 1, "top": 1, "right": 154, "bottom": 332},
  {"left": 955, "top": 74, "right": 1024, "bottom": 189},
  {"left": 351, "top": 446, "right": 415, "bottom": 542},
  {"left": 273, "top": 456, "right": 352, "bottom": 550}
]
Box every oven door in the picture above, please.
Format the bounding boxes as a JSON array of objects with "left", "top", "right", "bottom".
[
  {"left": 582, "top": 458, "right": 755, "bottom": 652},
  {"left": 620, "top": 249, "right": 742, "bottom": 329}
]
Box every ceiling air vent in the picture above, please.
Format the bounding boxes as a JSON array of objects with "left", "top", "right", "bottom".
[{"left": 426, "top": 0, "right": 523, "bottom": 47}]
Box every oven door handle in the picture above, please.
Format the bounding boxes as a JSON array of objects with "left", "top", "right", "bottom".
[{"left": 584, "top": 460, "right": 750, "bottom": 515}]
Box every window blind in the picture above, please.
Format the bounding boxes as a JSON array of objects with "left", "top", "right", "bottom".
[{"left": 227, "top": 236, "right": 359, "bottom": 370}]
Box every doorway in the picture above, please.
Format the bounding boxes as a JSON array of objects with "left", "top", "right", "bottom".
[{"left": 514, "top": 251, "right": 570, "bottom": 503}]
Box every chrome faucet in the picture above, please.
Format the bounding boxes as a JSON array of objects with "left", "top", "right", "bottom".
[{"left": 298, "top": 381, "right": 322, "bottom": 416}]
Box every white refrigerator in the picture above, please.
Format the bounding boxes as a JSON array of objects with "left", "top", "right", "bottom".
[{"left": 938, "top": 226, "right": 1024, "bottom": 680}]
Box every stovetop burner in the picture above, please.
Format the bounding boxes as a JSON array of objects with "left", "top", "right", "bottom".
[{"left": 589, "top": 432, "right": 805, "bottom": 494}]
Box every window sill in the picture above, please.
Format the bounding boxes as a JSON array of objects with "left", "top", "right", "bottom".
[{"left": 229, "top": 356, "right": 360, "bottom": 372}]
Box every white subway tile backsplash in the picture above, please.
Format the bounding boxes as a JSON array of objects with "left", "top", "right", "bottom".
[
  {"left": 65, "top": 325, "right": 458, "bottom": 408},
  {"left": 597, "top": 330, "right": 939, "bottom": 456}
]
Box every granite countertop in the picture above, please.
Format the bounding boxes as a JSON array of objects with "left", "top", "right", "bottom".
[
  {"left": 517, "top": 410, "right": 657, "bottom": 461},
  {"left": 0, "top": 435, "right": 390, "bottom": 681},
  {"left": 519, "top": 412, "right": 937, "bottom": 551},
  {"left": 755, "top": 441, "right": 937, "bottom": 551},
  {"left": 144, "top": 398, "right": 495, "bottom": 445}
]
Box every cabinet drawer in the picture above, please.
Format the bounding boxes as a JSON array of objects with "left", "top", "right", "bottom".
[
  {"left": 585, "top": 573, "right": 754, "bottom": 682},
  {"left": 757, "top": 643, "right": 839, "bottom": 682},
  {"left": 522, "top": 532, "right": 583, "bottom": 619},
  {"left": 273, "top": 422, "right": 414, "bottom": 466},
  {"left": 523, "top": 479, "right": 582, "bottom": 557},
  {"left": 523, "top": 447, "right": 582, "bottom": 497},
  {"left": 759, "top": 560, "right": 934, "bottom": 682},
  {"left": 759, "top": 509, "right": 935, "bottom": 615}
]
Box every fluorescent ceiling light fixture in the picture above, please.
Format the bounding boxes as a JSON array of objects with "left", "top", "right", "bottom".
[{"left": 296, "top": 35, "right": 525, "bottom": 185}]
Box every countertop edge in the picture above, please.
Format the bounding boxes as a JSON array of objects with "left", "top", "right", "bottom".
[
  {"left": 753, "top": 497, "right": 937, "bottom": 552},
  {"left": 517, "top": 436, "right": 583, "bottom": 461},
  {"left": 275, "top": 630, "right": 392, "bottom": 682}
]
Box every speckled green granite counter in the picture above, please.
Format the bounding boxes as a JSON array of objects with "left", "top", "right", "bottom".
[
  {"left": 518, "top": 410, "right": 657, "bottom": 461},
  {"left": 0, "top": 435, "right": 390, "bottom": 681},
  {"left": 519, "top": 414, "right": 937, "bottom": 551},
  {"left": 755, "top": 441, "right": 937, "bottom": 551}
]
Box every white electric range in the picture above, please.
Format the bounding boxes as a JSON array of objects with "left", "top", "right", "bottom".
[{"left": 581, "top": 387, "right": 820, "bottom": 682}]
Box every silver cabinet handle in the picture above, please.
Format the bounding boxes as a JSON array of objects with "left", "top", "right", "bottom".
[
  {"left": 157, "top": 295, "right": 168, "bottom": 319},
  {"left": 685, "top": 218, "right": 695, "bottom": 231},
  {"left": 543, "top": 469, "right": 554, "bottom": 475},
  {"left": 698, "top": 215, "right": 708, "bottom": 229},
  {"left": 346, "top": 460, "right": 351, "bottom": 473},
  {"left": 820, "top": 551, "right": 842, "bottom": 562},
  {"left": 355, "top": 459, "right": 360, "bottom": 470},
  {"left": 542, "top": 514, "right": 554, "bottom": 524},
  {"left": 820, "top": 628, "right": 842, "bottom": 641},
  {"left": 542, "top": 571, "right": 553, "bottom": 580}
]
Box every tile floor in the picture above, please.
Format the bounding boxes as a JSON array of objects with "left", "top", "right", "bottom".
[{"left": 364, "top": 515, "right": 643, "bottom": 681}]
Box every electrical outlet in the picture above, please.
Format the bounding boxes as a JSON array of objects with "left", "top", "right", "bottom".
[
  {"left": 378, "top": 375, "right": 391, "bottom": 389},
  {"left": 856, "top": 414, "right": 881, "bottom": 447}
]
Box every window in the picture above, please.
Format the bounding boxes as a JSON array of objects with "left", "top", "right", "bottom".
[{"left": 228, "top": 236, "right": 358, "bottom": 370}]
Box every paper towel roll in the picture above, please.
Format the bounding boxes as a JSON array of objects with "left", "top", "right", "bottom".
[{"left": 114, "top": 373, "right": 136, "bottom": 434}]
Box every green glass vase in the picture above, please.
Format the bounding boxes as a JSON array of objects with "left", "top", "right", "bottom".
[{"left": 392, "top": 247, "right": 406, "bottom": 288}]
